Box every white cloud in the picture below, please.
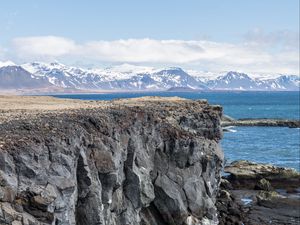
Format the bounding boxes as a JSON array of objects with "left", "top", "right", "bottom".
[
  {"left": 12, "top": 36, "right": 77, "bottom": 57},
  {"left": 7, "top": 34, "right": 300, "bottom": 75},
  {"left": 79, "top": 39, "right": 205, "bottom": 63}
]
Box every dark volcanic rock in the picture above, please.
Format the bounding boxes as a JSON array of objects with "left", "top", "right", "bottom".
[
  {"left": 222, "top": 118, "right": 300, "bottom": 128},
  {"left": 218, "top": 161, "right": 300, "bottom": 225},
  {"left": 224, "top": 160, "right": 300, "bottom": 189},
  {"left": 0, "top": 97, "right": 223, "bottom": 225},
  {"left": 254, "top": 178, "right": 273, "bottom": 191}
]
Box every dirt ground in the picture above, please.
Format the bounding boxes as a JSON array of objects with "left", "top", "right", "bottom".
[{"left": 0, "top": 95, "right": 189, "bottom": 124}]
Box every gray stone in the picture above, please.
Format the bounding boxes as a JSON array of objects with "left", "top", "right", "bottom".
[
  {"left": 0, "top": 97, "right": 223, "bottom": 225},
  {"left": 255, "top": 178, "right": 273, "bottom": 191}
]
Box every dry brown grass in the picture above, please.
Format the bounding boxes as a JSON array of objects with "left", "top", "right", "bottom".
[{"left": 0, "top": 95, "right": 192, "bottom": 124}]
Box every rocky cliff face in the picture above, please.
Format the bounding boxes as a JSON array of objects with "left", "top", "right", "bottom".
[{"left": 0, "top": 97, "right": 223, "bottom": 225}]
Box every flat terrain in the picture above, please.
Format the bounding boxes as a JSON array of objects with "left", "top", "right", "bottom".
[
  {"left": 0, "top": 95, "right": 192, "bottom": 124},
  {"left": 1, "top": 95, "right": 298, "bottom": 128},
  {"left": 0, "top": 95, "right": 103, "bottom": 110},
  {"left": 0, "top": 95, "right": 105, "bottom": 124}
]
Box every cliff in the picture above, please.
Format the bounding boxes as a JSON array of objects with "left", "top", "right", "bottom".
[{"left": 0, "top": 96, "right": 224, "bottom": 225}]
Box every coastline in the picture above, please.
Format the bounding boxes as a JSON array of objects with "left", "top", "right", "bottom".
[
  {"left": 222, "top": 118, "right": 300, "bottom": 128},
  {"left": 0, "top": 96, "right": 224, "bottom": 224},
  {"left": 0, "top": 89, "right": 299, "bottom": 96},
  {"left": 218, "top": 160, "right": 300, "bottom": 225},
  {"left": 0, "top": 95, "right": 299, "bottom": 224}
]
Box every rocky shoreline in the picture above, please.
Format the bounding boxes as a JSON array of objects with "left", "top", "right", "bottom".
[
  {"left": 221, "top": 115, "right": 300, "bottom": 128},
  {"left": 222, "top": 115, "right": 300, "bottom": 128},
  {"left": 218, "top": 161, "right": 300, "bottom": 225},
  {"left": 0, "top": 96, "right": 298, "bottom": 225},
  {"left": 222, "top": 119, "right": 300, "bottom": 128}
]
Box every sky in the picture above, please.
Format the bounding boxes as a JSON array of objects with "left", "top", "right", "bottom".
[{"left": 0, "top": 0, "right": 299, "bottom": 75}]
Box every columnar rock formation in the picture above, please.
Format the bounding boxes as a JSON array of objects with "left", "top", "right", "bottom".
[{"left": 0, "top": 96, "right": 224, "bottom": 225}]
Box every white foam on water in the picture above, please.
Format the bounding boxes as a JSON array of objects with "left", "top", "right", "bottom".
[
  {"left": 227, "top": 129, "right": 237, "bottom": 133},
  {"left": 241, "top": 198, "right": 253, "bottom": 205},
  {"left": 224, "top": 126, "right": 237, "bottom": 133}
]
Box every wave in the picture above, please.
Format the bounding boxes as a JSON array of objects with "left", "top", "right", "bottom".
[
  {"left": 227, "top": 129, "right": 237, "bottom": 133},
  {"left": 223, "top": 126, "right": 237, "bottom": 133}
]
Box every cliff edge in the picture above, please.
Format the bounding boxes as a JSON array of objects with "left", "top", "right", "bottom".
[{"left": 0, "top": 96, "right": 223, "bottom": 225}]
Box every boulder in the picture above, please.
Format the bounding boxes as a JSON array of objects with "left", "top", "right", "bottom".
[
  {"left": 254, "top": 178, "right": 273, "bottom": 191},
  {"left": 224, "top": 160, "right": 300, "bottom": 189}
]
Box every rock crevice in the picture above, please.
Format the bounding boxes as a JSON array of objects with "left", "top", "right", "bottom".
[{"left": 0, "top": 97, "right": 223, "bottom": 225}]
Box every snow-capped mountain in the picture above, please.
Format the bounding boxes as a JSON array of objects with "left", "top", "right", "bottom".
[
  {"left": 0, "top": 61, "right": 299, "bottom": 91},
  {"left": 187, "top": 70, "right": 221, "bottom": 82},
  {"left": 149, "top": 68, "right": 208, "bottom": 89},
  {"left": 206, "top": 71, "right": 266, "bottom": 90},
  {"left": 0, "top": 61, "right": 16, "bottom": 68},
  {"left": 206, "top": 71, "right": 299, "bottom": 91},
  {"left": 21, "top": 62, "right": 209, "bottom": 90},
  {"left": 261, "top": 75, "right": 300, "bottom": 91},
  {"left": 0, "top": 65, "right": 52, "bottom": 89}
]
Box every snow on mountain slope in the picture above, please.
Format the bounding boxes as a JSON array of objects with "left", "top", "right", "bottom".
[
  {"left": 22, "top": 62, "right": 108, "bottom": 89},
  {"left": 206, "top": 71, "right": 262, "bottom": 90},
  {"left": 187, "top": 70, "right": 223, "bottom": 82},
  {"left": 21, "top": 62, "right": 209, "bottom": 90},
  {"left": 89, "top": 64, "right": 155, "bottom": 82},
  {"left": 102, "top": 63, "right": 155, "bottom": 77},
  {"left": 0, "top": 61, "right": 296, "bottom": 91},
  {"left": 149, "top": 67, "right": 208, "bottom": 89},
  {"left": 261, "top": 75, "right": 300, "bottom": 91},
  {"left": 205, "top": 71, "right": 300, "bottom": 90},
  {"left": 0, "top": 61, "right": 16, "bottom": 68}
]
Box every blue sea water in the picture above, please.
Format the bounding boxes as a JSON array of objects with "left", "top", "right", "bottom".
[
  {"left": 52, "top": 91, "right": 300, "bottom": 171},
  {"left": 223, "top": 127, "right": 299, "bottom": 170}
]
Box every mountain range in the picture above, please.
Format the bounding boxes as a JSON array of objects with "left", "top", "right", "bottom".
[{"left": 0, "top": 61, "right": 299, "bottom": 92}]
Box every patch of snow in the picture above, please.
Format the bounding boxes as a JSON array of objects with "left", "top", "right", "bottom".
[
  {"left": 48, "top": 77, "right": 57, "bottom": 85},
  {"left": 0, "top": 60, "right": 16, "bottom": 68}
]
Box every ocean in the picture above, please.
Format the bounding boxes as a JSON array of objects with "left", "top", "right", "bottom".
[{"left": 52, "top": 91, "right": 300, "bottom": 171}]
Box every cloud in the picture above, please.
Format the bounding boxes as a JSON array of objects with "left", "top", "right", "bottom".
[
  {"left": 12, "top": 36, "right": 77, "bottom": 57},
  {"left": 244, "top": 28, "right": 299, "bottom": 51},
  {"left": 79, "top": 39, "right": 205, "bottom": 63},
  {"left": 8, "top": 34, "right": 300, "bottom": 75}
]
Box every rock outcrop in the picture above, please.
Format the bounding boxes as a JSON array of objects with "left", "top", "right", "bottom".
[
  {"left": 218, "top": 161, "right": 300, "bottom": 225},
  {"left": 0, "top": 96, "right": 224, "bottom": 225},
  {"left": 222, "top": 118, "right": 300, "bottom": 128},
  {"left": 224, "top": 160, "right": 300, "bottom": 189}
]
